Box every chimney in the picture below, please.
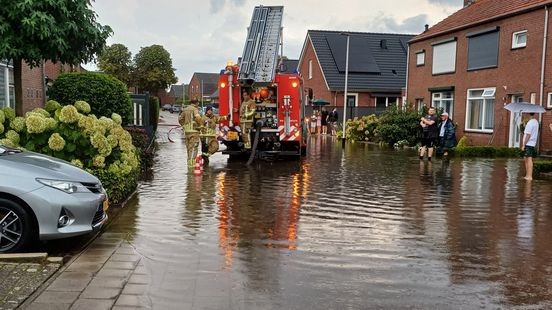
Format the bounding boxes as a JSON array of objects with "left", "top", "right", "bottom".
[
  {"left": 464, "top": 0, "right": 475, "bottom": 6},
  {"left": 424, "top": 24, "right": 429, "bottom": 32}
]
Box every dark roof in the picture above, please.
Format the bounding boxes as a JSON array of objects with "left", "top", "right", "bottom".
[
  {"left": 279, "top": 59, "right": 299, "bottom": 73},
  {"left": 169, "top": 84, "right": 187, "bottom": 97},
  {"left": 210, "top": 89, "right": 219, "bottom": 98},
  {"left": 308, "top": 30, "right": 414, "bottom": 92},
  {"left": 411, "top": 0, "right": 552, "bottom": 43},
  {"left": 191, "top": 72, "right": 219, "bottom": 96}
]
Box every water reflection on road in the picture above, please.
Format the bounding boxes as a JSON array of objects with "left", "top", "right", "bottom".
[{"left": 107, "top": 124, "right": 552, "bottom": 309}]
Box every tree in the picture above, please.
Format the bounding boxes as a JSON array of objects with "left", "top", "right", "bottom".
[
  {"left": 97, "top": 43, "right": 132, "bottom": 85},
  {"left": 0, "top": 0, "right": 112, "bottom": 115},
  {"left": 133, "top": 45, "right": 177, "bottom": 94}
]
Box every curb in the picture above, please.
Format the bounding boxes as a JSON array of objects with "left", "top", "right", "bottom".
[
  {"left": 0, "top": 253, "right": 64, "bottom": 265},
  {"left": 18, "top": 187, "right": 139, "bottom": 308}
]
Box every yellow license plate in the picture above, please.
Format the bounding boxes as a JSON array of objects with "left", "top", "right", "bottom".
[
  {"left": 103, "top": 199, "right": 109, "bottom": 212},
  {"left": 227, "top": 131, "right": 238, "bottom": 140}
]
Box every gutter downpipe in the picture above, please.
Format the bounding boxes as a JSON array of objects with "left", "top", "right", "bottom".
[
  {"left": 539, "top": 5, "right": 549, "bottom": 151},
  {"left": 405, "top": 43, "right": 410, "bottom": 110}
]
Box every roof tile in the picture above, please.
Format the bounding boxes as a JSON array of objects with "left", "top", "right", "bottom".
[{"left": 412, "top": 0, "right": 552, "bottom": 42}]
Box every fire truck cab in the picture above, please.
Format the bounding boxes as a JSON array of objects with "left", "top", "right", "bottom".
[{"left": 217, "top": 6, "right": 306, "bottom": 160}]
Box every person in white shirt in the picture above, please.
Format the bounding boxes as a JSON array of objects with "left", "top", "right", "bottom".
[{"left": 521, "top": 113, "right": 539, "bottom": 181}]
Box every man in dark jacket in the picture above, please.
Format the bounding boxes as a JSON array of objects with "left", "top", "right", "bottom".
[{"left": 438, "top": 112, "right": 456, "bottom": 158}]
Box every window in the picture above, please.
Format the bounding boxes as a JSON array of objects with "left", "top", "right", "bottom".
[
  {"left": 432, "top": 39, "right": 457, "bottom": 74},
  {"left": 432, "top": 91, "right": 454, "bottom": 118},
  {"left": 466, "top": 88, "right": 496, "bottom": 132},
  {"left": 512, "top": 30, "right": 527, "bottom": 49},
  {"left": 0, "top": 60, "right": 14, "bottom": 109},
  {"left": 376, "top": 96, "right": 399, "bottom": 111},
  {"left": 416, "top": 51, "right": 425, "bottom": 66},
  {"left": 416, "top": 99, "right": 424, "bottom": 112},
  {"left": 548, "top": 92, "right": 552, "bottom": 108},
  {"left": 467, "top": 28, "right": 499, "bottom": 70},
  {"left": 308, "top": 60, "right": 313, "bottom": 79}
]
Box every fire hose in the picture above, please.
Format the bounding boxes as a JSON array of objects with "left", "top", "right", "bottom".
[{"left": 246, "top": 120, "right": 263, "bottom": 166}]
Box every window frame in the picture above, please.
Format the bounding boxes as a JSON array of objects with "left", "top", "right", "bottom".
[
  {"left": 431, "top": 91, "right": 454, "bottom": 118},
  {"left": 547, "top": 92, "right": 552, "bottom": 109},
  {"left": 465, "top": 87, "right": 496, "bottom": 133},
  {"left": 512, "top": 30, "right": 527, "bottom": 49},
  {"left": 308, "top": 60, "right": 313, "bottom": 79},
  {"left": 431, "top": 38, "right": 457, "bottom": 75},
  {"left": 0, "top": 60, "right": 14, "bottom": 109},
  {"left": 416, "top": 50, "right": 425, "bottom": 66},
  {"left": 466, "top": 27, "right": 500, "bottom": 71}
]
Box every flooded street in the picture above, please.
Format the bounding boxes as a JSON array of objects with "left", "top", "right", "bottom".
[{"left": 104, "top": 112, "right": 552, "bottom": 309}]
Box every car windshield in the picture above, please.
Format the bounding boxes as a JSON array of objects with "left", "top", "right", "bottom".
[{"left": 0, "top": 145, "right": 22, "bottom": 156}]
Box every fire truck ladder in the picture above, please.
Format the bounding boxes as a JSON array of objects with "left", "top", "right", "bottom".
[{"left": 239, "top": 6, "right": 283, "bottom": 87}]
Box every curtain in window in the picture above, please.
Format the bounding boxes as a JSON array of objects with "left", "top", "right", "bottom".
[
  {"left": 469, "top": 99, "right": 483, "bottom": 129},
  {"left": 0, "top": 66, "right": 6, "bottom": 108},
  {"left": 484, "top": 99, "right": 494, "bottom": 129}
]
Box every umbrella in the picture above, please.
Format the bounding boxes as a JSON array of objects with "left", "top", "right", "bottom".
[
  {"left": 312, "top": 99, "right": 330, "bottom": 106},
  {"left": 504, "top": 102, "right": 546, "bottom": 113}
]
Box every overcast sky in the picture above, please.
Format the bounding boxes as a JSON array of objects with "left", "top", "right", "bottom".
[{"left": 86, "top": 0, "right": 462, "bottom": 85}]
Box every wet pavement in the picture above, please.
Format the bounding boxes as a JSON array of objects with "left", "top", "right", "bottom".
[{"left": 25, "top": 111, "right": 552, "bottom": 309}]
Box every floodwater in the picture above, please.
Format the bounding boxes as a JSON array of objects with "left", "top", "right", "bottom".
[{"left": 105, "top": 115, "right": 552, "bottom": 309}]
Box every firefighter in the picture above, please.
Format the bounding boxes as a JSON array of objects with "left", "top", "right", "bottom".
[
  {"left": 179, "top": 99, "right": 202, "bottom": 167},
  {"left": 199, "top": 105, "right": 225, "bottom": 158},
  {"left": 239, "top": 91, "right": 257, "bottom": 149}
]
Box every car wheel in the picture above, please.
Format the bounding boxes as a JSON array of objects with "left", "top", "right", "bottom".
[{"left": 0, "top": 199, "right": 33, "bottom": 253}]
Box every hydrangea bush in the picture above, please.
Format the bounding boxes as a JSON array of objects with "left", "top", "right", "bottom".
[
  {"left": 0, "top": 101, "right": 140, "bottom": 204},
  {"left": 345, "top": 115, "right": 379, "bottom": 142}
]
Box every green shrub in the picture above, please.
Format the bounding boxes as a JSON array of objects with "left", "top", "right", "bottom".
[
  {"left": 456, "top": 136, "right": 469, "bottom": 148},
  {"left": 0, "top": 105, "right": 140, "bottom": 206},
  {"left": 375, "top": 106, "right": 421, "bottom": 146},
  {"left": 534, "top": 160, "right": 552, "bottom": 177},
  {"left": 149, "top": 96, "right": 160, "bottom": 132},
  {"left": 346, "top": 115, "right": 379, "bottom": 142},
  {"left": 125, "top": 126, "right": 154, "bottom": 170},
  {"left": 48, "top": 72, "right": 132, "bottom": 124},
  {"left": 453, "top": 146, "right": 522, "bottom": 158},
  {"left": 91, "top": 167, "right": 138, "bottom": 205}
]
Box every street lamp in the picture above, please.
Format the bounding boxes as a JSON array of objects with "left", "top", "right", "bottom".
[{"left": 341, "top": 32, "right": 350, "bottom": 148}]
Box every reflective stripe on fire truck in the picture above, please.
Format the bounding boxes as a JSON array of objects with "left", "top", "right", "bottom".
[{"left": 279, "top": 125, "right": 298, "bottom": 141}]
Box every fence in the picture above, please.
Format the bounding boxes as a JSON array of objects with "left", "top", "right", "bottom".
[
  {"left": 129, "top": 93, "right": 154, "bottom": 138},
  {"left": 304, "top": 106, "right": 388, "bottom": 122}
]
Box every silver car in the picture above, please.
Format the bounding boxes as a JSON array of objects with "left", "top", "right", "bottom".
[{"left": 0, "top": 145, "right": 108, "bottom": 253}]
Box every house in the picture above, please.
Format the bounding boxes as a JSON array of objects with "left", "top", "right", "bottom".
[
  {"left": 188, "top": 73, "right": 219, "bottom": 106},
  {"left": 407, "top": 0, "right": 552, "bottom": 152},
  {"left": 168, "top": 84, "right": 188, "bottom": 103},
  {"left": 298, "top": 30, "right": 414, "bottom": 117},
  {"left": 0, "top": 60, "right": 82, "bottom": 114}
]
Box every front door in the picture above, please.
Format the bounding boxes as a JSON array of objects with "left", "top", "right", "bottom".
[{"left": 508, "top": 96, "right": 523, "bottom": 148}]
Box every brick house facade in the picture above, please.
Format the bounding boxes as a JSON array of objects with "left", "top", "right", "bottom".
[
  {"left": 0, "top": 60, "right": 83, "bottom": 114},
  {"left": 188, "top": 73, "right": 219, "bottom": 106},
  {"left": 407, "top": 0, "right": 552, "bottom": 152},
  {"left": 298, "top": 30, "right": 413, "bottom": 118}
]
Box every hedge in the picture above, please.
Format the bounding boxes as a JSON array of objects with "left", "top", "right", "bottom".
[
  {"left": 453, "top": 146, "right": 523, "bottom": 158},
  {"left": 48, "top": 72, "right": 133, "bottom": 124},
  {"left": 534, "top": 160, "right": 552, "bottom": 177}
]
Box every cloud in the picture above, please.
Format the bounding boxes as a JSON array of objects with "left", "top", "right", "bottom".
[
  {"left": 369, "top": 14, "right": 430, "bottom": 34},
  {"left": 209, "top": 0, "right": 248, "bottom": 14},
  {"left": 427, "top": 0, "right": 461, "bottom": 7}
]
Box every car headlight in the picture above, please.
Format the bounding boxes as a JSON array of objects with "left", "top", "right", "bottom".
[{"left": 36, "top": 178, "right": 88, "bottom": 194}]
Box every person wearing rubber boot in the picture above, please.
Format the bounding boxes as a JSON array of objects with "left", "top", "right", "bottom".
[
  {"left": 179, "top": 99, "right": 202, "bottom": 167},
  {"left": 199, "top": 105, "right": 226, "bottom": 161},
  {"left": 239, "top": 91, "right": 256, "bottom": 149}
]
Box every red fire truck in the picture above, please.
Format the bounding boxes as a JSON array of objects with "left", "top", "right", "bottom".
[{"left": 217, "top": 6, "right": 306, "bottom": 161}]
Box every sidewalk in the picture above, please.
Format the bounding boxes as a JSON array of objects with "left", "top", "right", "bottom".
[
  {"left": 21, "top": 232, "right": 150, "bottom": 310},
  {"left": 0, "top": 259, "right": 61, "bottom": 310}
]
